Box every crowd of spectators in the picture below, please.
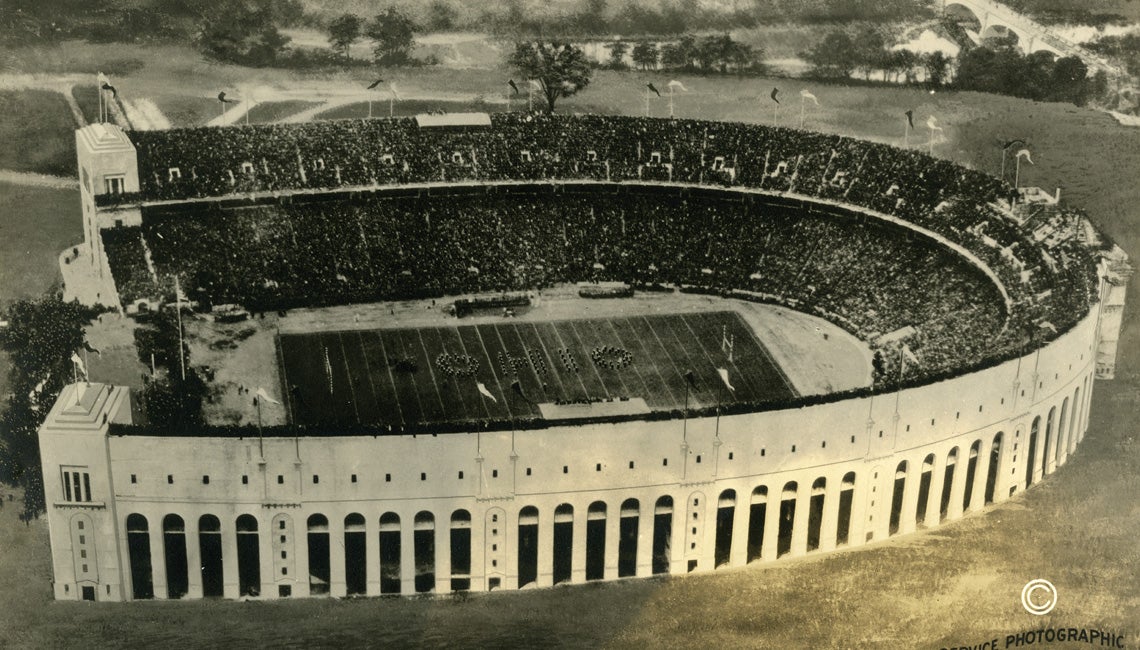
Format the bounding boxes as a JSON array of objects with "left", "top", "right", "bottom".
[{"left": 102, "top": 114, "right": 1100, "bottom": 388}]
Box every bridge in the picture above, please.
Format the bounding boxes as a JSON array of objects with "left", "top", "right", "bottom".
[{"left": 939, "top": 0, "right": 1122, "bottom": 78}]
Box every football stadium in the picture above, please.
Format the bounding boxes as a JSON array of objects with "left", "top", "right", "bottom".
[{"left": 38, "top": 112, "right": 1129, "bottom": 601}]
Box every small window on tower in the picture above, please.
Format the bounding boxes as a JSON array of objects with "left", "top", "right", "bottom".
[
  {"left": 168, "top": 167, "right": 181, "bottom": 181},
  {"left": 586, "top": 150, "right": 598, "bottom": 162},
  {"left": 241, "top": 161, "right": 254, "bottom": 174},
  {"left": 520, "top": 150, "right": 532, "bottom": 162}
]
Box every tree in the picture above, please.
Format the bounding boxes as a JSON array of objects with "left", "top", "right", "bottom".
[
  {"left": 424, "top": 0, "right": 458, "bottom": 31},
  {"left": 803, "top": 31, "right": 857, "bottom": 78},
  {"left": 923, "top": 50, "right": 952, "bottom": 86},
  {"left": 631, "top": 41, "right": 659, "bottom": 70},
  {"left": 327, "top": 13, "right": 362, "bottom": 60},
  {"left": 661, "top": 33, "right": 696, "bottom": 70},
  {"left": 606, "top": 40, "right": 629, "bottom": 69},
  {"left": 853, "top": 27, "right": 887, "bottom": 80},
  {"left": 574, "top": 0, "right": 608, "bottom": 35},
  {"left": 195, "top": 0, "right": 290, "bottom": 66},
  {"left": 507, "top": 42, "right": 593, "bottom": 113},
  {"left": 367, "top": 7, "right": 416, "bottom": 65}
]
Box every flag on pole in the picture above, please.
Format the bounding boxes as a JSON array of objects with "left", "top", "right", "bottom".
[
  {"left": 902, "top": 344, "right": 919, "bottom": 366},
  {"left": 926, "top": 116, "right": 942, "bottom": 131},
  {"left": 255, "top": 387, "right": 281, "bottom": 405},
  {"left": 528, "top": 79, "right": 542, "bottom": 90},
  {"left": 83, "top": 341, "right": 102, "bottom": 355},
  {"left": 1002, "top": 138, "right": 1026, "bottom": 150},
  {"left": 508, "top": 79, "right": 519, "bottom": 95},
  {"left": 97, "top": 71, "right": 109, "bottom": 86},
  {"left": 366, "top": 78, "right": 384, "bottom": 89},
  {"left": 218, "top": 91, "right": 236, "bottom": 104},
  {"left": 1016, "top": 149, "right": 1034, "bottom": 164},
  {"left": 800, "top": 89, "right": 819, "bottom": 105},
  {"left": 70, "top": 352, "right": 87, "bottom": 378},
  {"left": 717, "top": 367, "right": 735, "bottom": 392},
  {"left": 668, "top": 80, "right": 688, "bottom": 92},
  {"left": 477, "top": 382, "right": 497, "bottom": 402},
  {"left": 904, "top": 110, "right": 915, "bottom": 129},
  {"left": 388, "top": 82, "right": 401, "bottom": 99},
  {"left": 770, "top": 87, "right": 780, "bottom": 104},
  {"left": 647, "top": 83, "right": 661, "bottom": 97},
  {"left": 101, "top": 83, "right": 117, "bottom": 98}
]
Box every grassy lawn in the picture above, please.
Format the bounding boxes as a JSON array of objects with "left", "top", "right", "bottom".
[
  {"left": 0, "top": 91, "right": 77, "bottom": 176},
  {"left": 244, "top": 100, "right": 321, "bottom": 124},
  {"left": 0, "top": 39, "right": 1138, "bottom": 648}
]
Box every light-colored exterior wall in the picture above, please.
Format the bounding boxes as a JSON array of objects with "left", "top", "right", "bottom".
[{"left": 38, "top": 301, "right": 1105, "bottom": 601}]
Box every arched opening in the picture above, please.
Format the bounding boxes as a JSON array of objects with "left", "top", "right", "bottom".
[
  {"left": 236, "top": 514, "right": 260, "bottom": 597},
  {"left": 126, "top": 514, "right": 154, "bottom": 600},
  {"left": 586, "top": 501, "right": 607, "bottom": 580},
  {"left": 1042, "top": 407, "right": 1056, "bottom": 476},
  {"left": 747, "top": 486, "right": 767, "bottom": 562},
  {"left": 553, "top": 503, "right": 574, "bottom": 584},
  {"left": 307, "top": 514, "right": 330, "bottom": 595},
  {"left": 199, "top": 514, "right": 223, "bottom": 597},
  {"left": 450, "top": 510, "right": 471, "bottom": 591},
  {"left": 963, "top": 441, "right": 981, "bottom": 512},
  {"left": 807, "top": 478, "right": 825, "bottom": 552},
  {"left": 344, "top": 513, "right": 367, "bottom": 596},
  {"left": 916, "top": 454, "right": 935, "bottom": 526},
  {"left": 1056, "top": 398, "right": 1069, "bottom": 467},
  {"left": 618, "top": 499, "right": 639, "bottom": 578},
  {"left": 413, "top": 511, "right": 435, "bottom": 593},
  {"left": 837, "top": 472, "right": 856, "bottom": 546},
  {"left": 379, "top": 512, "right": 401, "bottom": 594},
  {"left": 162, "top": 514, "right": 188, "bottom": 599},
  {"left": 714, "top": 489, "right": 736, "bottom": 567},
  {"left": 518, "top": 506, "right": 539, "bottom": 588},
  {"left": 1026, "top": 416, "right": 1041, "bottom": 487},
  {"left": 940, "top": 447, "right": 959, "bottom": 519},
  {"left": 980, "top": 24, "right": 1020, "bottom": 48},
  {"left": 778, "top": 482, "right": 797, "bottom": 556},
  {"left": 1070, "top": 386, "right": 1081, "bottom": 453},
  {"left": 889, "top": 461, "right": 907, "bottom": 535},
  {"left": 652, "top": 496, "right": 673, "bottom": 575},
  {"left": 944, "top": 3, "right": 982, "bottom": 33},
  {"left": 985, "top": 432, "right": 1003, "bottom": 503}
]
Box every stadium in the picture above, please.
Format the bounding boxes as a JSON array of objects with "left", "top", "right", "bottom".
[{"left": 38, "top": 112, "right": 1128, "bottom": 601}]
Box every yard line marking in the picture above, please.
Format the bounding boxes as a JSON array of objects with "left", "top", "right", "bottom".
[
  {"left": 452, "top": 326, "right": 494, "bottom": 419},
  {"left": 388, "top": 330, "right": 428, "bottom": 423},
  {"left": 425, "top": 327, "right": 476, "bottom": 422},
  {"left": 335, "top": 331, "right": 362, "bottom": 424},
  {"left": 720, "top": 312, "right": 797, "bottom": 397},
  {"left": 504, "top": 323, "right": 547, "bottom": 400},
  {"left": 580, "top": 319, "right": 631, "bottom": 397},
  {"left": 612, "top": 316, "right": 677, "bottom": 404},
  {"left": 677, "top": 314, "right": 748, "bottom": 401},
  {"left": 372, "top": 331, "right": 407, "bottom": 426},
  {"left": 413, "top": 328, "right": 449, "bottom": 417},
  {"left": 566, "top": 320, "right": 612, "bottom": 399},
  {"left": 534, "top": 321, "right": 587, "bottom": 400},
  {"left": 276, "top": 335, "right": 296, "bottom": 424},
  {"left": 602, "top": 318, "right": 657, "bottom": 402},
  {"left": 473, "top": 324, "right": 514, "bottom": 417},
  {"left": 547, "top": 320, "right": 595, "bottom": 400},
  {"left": 354, "top": 330, "right": 383, "bottom": 422},
  {"left": 491, "top": 324, "right": 538, "bottom": 417},
  {"left": 525, "top": 322, "right": 571, "bottom": 399},
  {"left": 639, "top": 315, "right": 701, "bottom": 409}
]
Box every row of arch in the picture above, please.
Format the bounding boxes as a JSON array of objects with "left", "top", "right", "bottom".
[{"left": 122, "top": 385, "right": 1090, "bottom": 598}]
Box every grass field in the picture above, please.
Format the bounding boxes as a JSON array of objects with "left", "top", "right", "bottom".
[
  {"left": 244, "top": 100, "right": 321, "bottom": 124},
  {"left": 279, "top": 311, "right": 793, "bottom": 427},
  {"left": 0, "top": 91, "right": 77, "bottom": 176},
  {"left": 1, "top": 37, "right": 1139, "bottom": 649},
  {"left": 317, "top": 98, "right": 510, "bottom": 120}
]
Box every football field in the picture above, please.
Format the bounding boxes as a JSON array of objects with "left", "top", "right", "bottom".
[{"left": 278, "top": 311, "right": 797, "bottom": 428}]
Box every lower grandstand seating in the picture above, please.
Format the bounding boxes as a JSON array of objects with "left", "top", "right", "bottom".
[{"left": 105, "top": 114, "right": 1098, "bottom": 388}]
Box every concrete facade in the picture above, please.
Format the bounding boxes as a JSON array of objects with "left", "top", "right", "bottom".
[{"left": 39, "top": 300, "right": 1105, "bottom": 601}]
